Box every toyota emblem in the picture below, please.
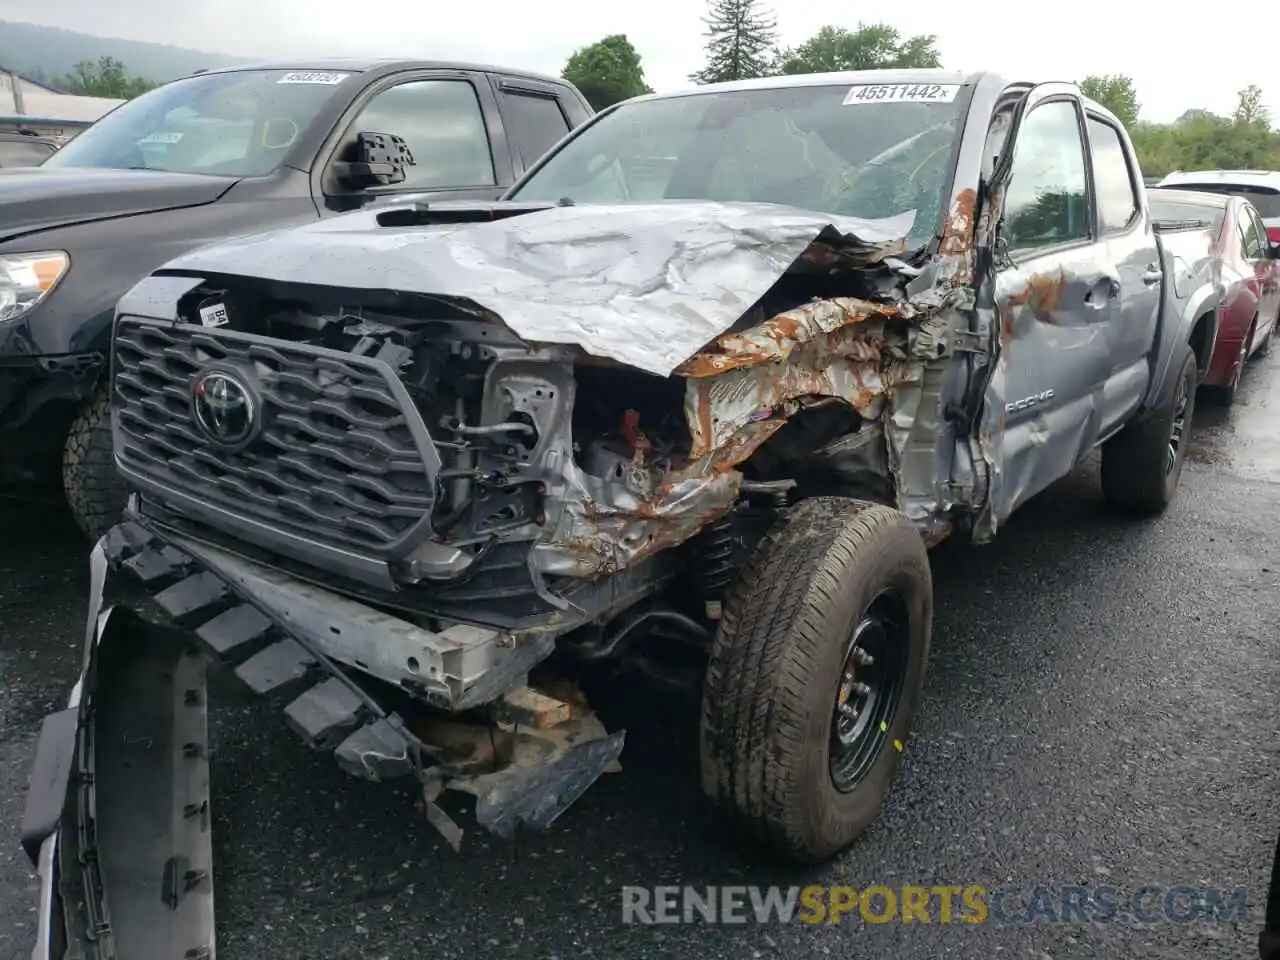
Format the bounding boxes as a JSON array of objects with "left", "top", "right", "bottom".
[{"left": 191, "top": 370, "right": 257, "bottom": 446}]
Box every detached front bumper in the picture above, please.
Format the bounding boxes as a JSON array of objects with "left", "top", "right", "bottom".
[
  {"left": 22, "top": 553, "right": 215, "bottom": 960},
  {"left": 23, "top": 520, "right": 625, "bottom": 956}
]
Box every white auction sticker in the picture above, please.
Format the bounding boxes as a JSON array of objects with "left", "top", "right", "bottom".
[
  {"left": 277, "top": 71, "right": 350, "bottom": 85},
  {"left": 138, "top": 131, "right": 184, "bottom": 144},
  {"left": 843, "top": 83, "right": 961, "bottom": 105},
  {"left": 198, "top": 302, "right": 230, "bottom": 328}
]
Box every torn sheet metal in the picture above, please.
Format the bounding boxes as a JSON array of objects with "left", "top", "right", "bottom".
[
  {"left": 532, "top": 293, "right": 929, "bottom": 579},
  {"left": 675, "top": 296, "right": 914, "bottom": 378},
  {"left": 534, "top": 463, "right": 743, "bottom": 579},
  {"left": 155, "top": 201, "right": 916, "bottom": 377},
  {"left": 412, "top": 710, "right": 625, "bottom": 848},
  {"left": 685, "top": 324, "right": 918, "bottom": 459}
]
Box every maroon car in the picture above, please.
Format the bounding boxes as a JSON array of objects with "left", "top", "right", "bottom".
[{"left": 1149, "top": 187, "right": 1280, "bottom": 404}]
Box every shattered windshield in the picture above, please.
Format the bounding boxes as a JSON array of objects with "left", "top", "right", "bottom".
[
  {"left": 43, "top": 69, "right": 351, "bottom": 177},
  {"left": 510, "top": 83, "right": 966, "bottom": 249}
]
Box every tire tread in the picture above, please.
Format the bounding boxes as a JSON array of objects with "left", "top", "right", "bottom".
[{"left": 701, "top": 496, "right": 931, "bottom": 861}]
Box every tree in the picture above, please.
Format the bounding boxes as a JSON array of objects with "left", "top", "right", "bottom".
[
  {"left": 775, "top": 24, "right": 941, "bottom": 75},
  {"left": 1079, "top": 74, "right": 1140, "bottom": 129},
  {"left": 1130, "top": 102, "right": 1280, "bottom": 179},
  {"left": 61, "top": 56, "right": 156, "bottom": 100},
  {"left": 562, "top": 35, "right": 652, "bottom": 111},
  {"left": 1233, "top": 84, "right": 1268, "bottom": 128},
  {"left": 689, "top": 0, "right": 778, "bottom": 84}
]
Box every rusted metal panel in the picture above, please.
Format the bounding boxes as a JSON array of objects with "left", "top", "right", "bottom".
[
  {"left": 677, "top": 297, "right": 909, "bottom": 378},
  {"left": 939, "top": 187, "right": 977, "bottom": 259},
  {"left": 535, "top": 469, "right": 743, "bottom": 578},
  {"left": 686, "top": 334, "right": 916, "bottom": 458},
  {"left": 536, "top": 289, "right": 935, "bottom": 577}
]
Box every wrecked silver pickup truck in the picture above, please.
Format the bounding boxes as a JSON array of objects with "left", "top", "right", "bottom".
[{"left": 24, "top": 70, "right": 1226, "bottom": 959}]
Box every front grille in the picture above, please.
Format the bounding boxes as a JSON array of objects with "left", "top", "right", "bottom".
[{"left": 112, "top": 317, "right": 440, "bottom": 559}]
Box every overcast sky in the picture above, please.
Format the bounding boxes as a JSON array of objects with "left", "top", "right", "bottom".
[{"left": 4, "top": 0, "right": 1276, "bottom": 124}]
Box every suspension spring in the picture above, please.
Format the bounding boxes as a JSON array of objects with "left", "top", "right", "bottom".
[{"left": 696, "top": 513, "right": 739, "bottom": 621}]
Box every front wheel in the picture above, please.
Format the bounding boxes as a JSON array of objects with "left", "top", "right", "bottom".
[
  {"left": 62, "top": 383, "right": 128, "bottom": 541},
  {"left": 1101, "top": 339, "right": 1197, "bottom": 515},
  {"left": 699, "top": 497, "right": 932, "bottom": 864}
]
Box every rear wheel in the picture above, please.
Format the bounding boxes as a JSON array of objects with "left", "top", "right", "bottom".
[
  {"left": 62, "top": 383, "right": 128, "bottom": 541},
  {"left": 1101, "top": 339, "right": 1197, "bottom": 514},
  {"left": 699, "top": 497, "right": 932, "bottom": 864}
]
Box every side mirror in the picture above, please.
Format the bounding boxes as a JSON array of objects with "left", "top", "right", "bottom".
[
  {"left": 1270, "top": 241, "right": 1280, "bottom": 260},
  {"left": 333, "top": 132, "right": 415, "bottom": 189}
]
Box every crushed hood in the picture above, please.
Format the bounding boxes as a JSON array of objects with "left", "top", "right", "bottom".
[{"left": 156, "top": 200, "right": 916, "bottom": 377}]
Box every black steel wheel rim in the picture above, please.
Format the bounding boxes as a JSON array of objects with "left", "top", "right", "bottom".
[
  {"left": 830, "top": 590, "right": 910, "bottom": 792},
  {"left": 1166, "top": 369, "right": 1190, "bottom": 476}
]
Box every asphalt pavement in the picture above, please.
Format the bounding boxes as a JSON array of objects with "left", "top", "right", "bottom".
[{"left": 2, "top": 352, "right": 1279, "bottom": 960}]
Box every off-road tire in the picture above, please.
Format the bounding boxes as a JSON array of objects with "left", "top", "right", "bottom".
[
  {"left": 699, "top": 497, "right": 932, "bottom": 864},
  {"left": 62, "top": 384, "right": 128, "bottom": 541},
  {"left": 1101, "top": 339, "right": 1197, "bottom": 514}
]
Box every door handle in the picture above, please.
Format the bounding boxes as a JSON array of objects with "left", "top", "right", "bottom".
[{"left": 1141, "top": 265, "right": 1162, "bottom": 285}]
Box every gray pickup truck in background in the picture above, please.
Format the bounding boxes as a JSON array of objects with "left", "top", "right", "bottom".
[
  {"left": 24, "top": 69, "right": 1231, "bottom": 959},
  {"left": 0, "top": 60, "right": 593, "bottom": 543}
]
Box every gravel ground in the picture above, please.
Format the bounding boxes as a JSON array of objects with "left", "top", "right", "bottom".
[{"left": 2, "top": 351, "right": 1278, "bottom": 960}]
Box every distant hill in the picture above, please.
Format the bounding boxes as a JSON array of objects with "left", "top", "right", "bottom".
[{"left": 0, "top": 20, "right": 239, "bottom": 88}]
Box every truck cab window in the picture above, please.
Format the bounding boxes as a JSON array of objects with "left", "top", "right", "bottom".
[
  {"left": 1240, "top": 210, "right": 1266, "bottom": 260},
  {"left": 348, "top": 79, "right": 495, "bottom": 190},
  {"left": 1087, "top": 116, "right": 1139, "bottom": 233},
  {"left": 510, "top": 86, "right": 965, "bottom": 250},
  {"left": 43, "top": 69, "right": 344, "bottom": 177},
  {"left": 1003, "top": 100, "right": 1091, "bottom": 252},
  {"left": 502, "top": 91, "right": 570, "bottom": 168}
]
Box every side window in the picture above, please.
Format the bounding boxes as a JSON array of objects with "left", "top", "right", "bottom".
[
  {"left": 1002, "top": 100, "right": 1091, "bottom": 252},
  {"left": 1248, "top": 208, "right": 1271, "bottom": 255},
  {"left": 1086, "top": 117, "right": 1139, "bottom": 233},
  {"left": 502, "top": 91, "right": 571, "bottom": 167},
  {"left": 1241, "top": 208, "right": 1266, "bottom": 259},
  {"left": 346, "top": 79, "right": 495, "bottom": 189}
]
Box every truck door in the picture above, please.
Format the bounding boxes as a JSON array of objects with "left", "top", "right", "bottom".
[
  {"left": 1081, "top": 112, "right": 1160, "bottom": 438},
  {"left": 313, "top": 70, "right": 513, "bottom": 215},
  {"left": 986, "top": 90, "right": 1115, "bottom": 527}
]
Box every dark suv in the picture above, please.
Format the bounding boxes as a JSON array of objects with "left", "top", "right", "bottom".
[{"left": 0, "top": 59, "right": 591, "bottom": 539}]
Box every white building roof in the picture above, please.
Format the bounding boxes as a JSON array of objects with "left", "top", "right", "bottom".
[{"left": 9, "top": 89, "right": 124, "bottom": 123}]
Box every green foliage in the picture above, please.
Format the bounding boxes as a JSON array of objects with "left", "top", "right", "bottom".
[
  {"left": 690, "top": 0, "right": 778, "bottom": 84},
  {"left": 775, "top": 23, "right": 941, "bottom": 75},
  {"left": 60, "top": 56, "right": 157, "bottom": 99},
  {"left": 563, "top": 35, "right": 652, "bottom": 110},
  {"left": 1234, "top": 84, "right": 1268, "bottom": 127},
  {"left": 1080, "top": 74, "right": 1140, "bottom": 129},
  {"left": 1075, "top": 75, "right": 1280, "bottom": 177},
  {"left": 1131, "top": 113, "right": 1280, "bottom": 177}
]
